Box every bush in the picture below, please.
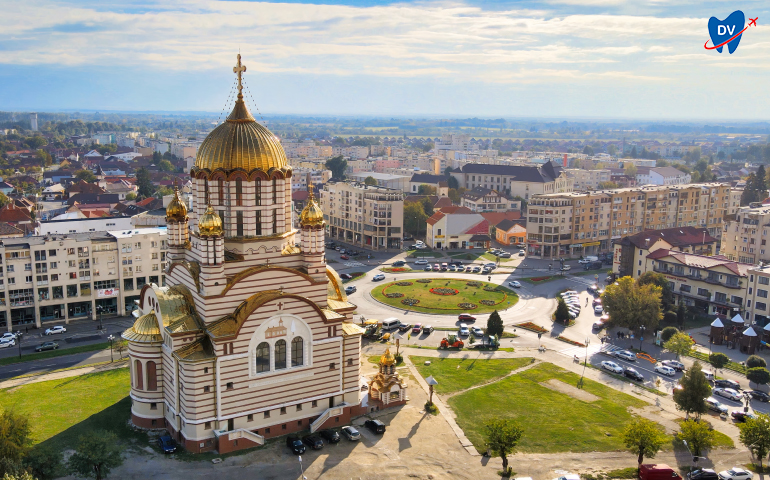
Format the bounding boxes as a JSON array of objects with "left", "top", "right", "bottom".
[
  {"left": 662, "top": 311, "right": 678, "bottom": 325},
  {"left": 394, "top": 353, "right": 403, "bottom": 365},
  {"left": 747, "top": 355, "right": 767, "bottom": 369},
  {"left": 661, "top": 326, "right": 679, "bottom": 343},
  {"left": 424, "top": 402, "right": 439, "bottom": 415}
]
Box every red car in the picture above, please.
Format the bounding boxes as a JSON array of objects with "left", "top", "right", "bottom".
[
  {"left": 458, "top": 313, "right": 476, "bottom": 322},
  {"left": 411, "top": 324, "right": 422, "bottom": 334},
  {"left": 340, "top": 255, "right": 349, "bottom": 260}
]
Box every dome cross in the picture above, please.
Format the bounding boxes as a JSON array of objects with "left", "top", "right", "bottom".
[{"left": 233, "top": 54, "right": 247, "bottom": 97}]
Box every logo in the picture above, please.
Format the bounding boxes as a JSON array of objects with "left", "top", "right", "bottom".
[{"left": 705, "top": 10, "right": 758, "bottom": 53}]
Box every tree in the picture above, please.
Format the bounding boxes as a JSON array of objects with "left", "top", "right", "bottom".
[
  {"left": 709, "top": 352, "right": 729, "bottom": 375},
  {"left": 678, "top": 419, "right": 715, "bottom": 456},
  {"left": 660, "top": 326, "right": 679, "bottom": 343},
  {"left": 554, "top": 297, "right": 570, "bottom": 325},
  {"left": 325, "top": 155, "right": 347, "bottom": 179},
  {"left": 677, "top": 303, "right": 686, "bottom": 329},
  {"left": 662, "top": 311, "right": 677, "bottom": 325},
  {"left": 487, "top": 310, "right": 504, "bottom": 337},
  {"left": 582, "top": 145, "right": 594, "bottom": 156},
  {"left": 2, "top": 472, "right": 37, "bottom": 480},
  {"left": 622, "top": 418, "right": 667, "bottom": 465},
  {"left": 597, "top": 181, "right": 620, "bottom": 189},
  {"left": 447, "top": 176, "right": 460, "bottom": 190},
  {"left": 420, "top": 197, "right": 434, "bottom": 216},
  {"left": 447, "top": 188, "right": 461, "bottom": 204},
  {"left": 417, "top": 184, "right": 436, "bottom": 195},
  {"left": 24, "top": 446, "right": 62, "bottom": 480},
  {"left": 673, "top": 361, "right": 711, "bottom": 419},
  {"left": 67, "top": 431, "right": 123, "bottom": 480},
  {"left": 403, "top": 202, "right": 428, "bottom": 237},
  {"left": 0, "top": 410, "right": 32, "bottom": 478},
  {"left": 607, "top": 144, "right": 617, "bottom": 156},
  {"left": 125, "top": 193, "right": 136, "bottom": 201},
  {"left": 483, "top": 418, "right": 523, "bottom": 475},
  {"left": 624, "top": 163, "right": 638, "bottom": 177},
  {"left": 664, "top": 332, "right": 694, "bottom": 359},
  {"left": 742, "top": 173, "right": 760, "bottom": 206},
  {"left": 115, "top": 339, "right": 128, "bottom": 359},
  {"left": 740, "top": 413, "right": 770, "bottom": 468},
  {"left": 637, "top": 272, "right": 674, "bottom": 311},
  {"left": 364, "top": 176, "right": 377, "bottom": 186},
  {"left": 157, "top": 159, "right": 174, "bottom": 172},
  {"left": 601, "top": 276, "right": 662, "bottom": 332},
  {"left": 75, "top": 169, "right": 96, "bottom": 183},
  {"left": 135, "top": 167, "right": 154, "bottom": 198},
  {"left": 747, "top": 355, "right": 767, "bottom": 369},
  {"left": 36, "top": 149, "right": 52, "bottom": 168},
  {"left": 747, "top": 367, "right": 770, "bottom": 387}
]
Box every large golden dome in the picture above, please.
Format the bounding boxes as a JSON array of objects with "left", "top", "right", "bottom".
[
  {"left": 300, "top": 191, "right": 324, "bottom": 227},
  {"left": 166, "top": 187, "right": 188, "bottom": 221},
  {"left": 198, "top": 204, "right": 223, "bottom": 236}
]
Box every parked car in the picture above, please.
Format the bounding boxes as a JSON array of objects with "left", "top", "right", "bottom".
[
  {"left": 364, "top": 419, "right": 386, "bottom": 434},
  {"left": 340, "top": 273, "right": 353, "bottom": 280},
  {"left": 560, "top": 265, "right": 571, "bottom": 271},
  {"left": 302, "top": 434, "right": 325, "bottom": 450},
  {"left": 717, "top": 468, "right": 753, "bottom": 480},
  {"left": 319, "top": 429, "right": 341, "bottom": 443},
  {"left": 0, "top": 332, "right": 17, "bottom": 341},
  {"left": 472, "top": 266, "right": 481, "bottom": 273},
  {"left": 392, "top": 260, "right": 406, "bottom": 267},
  {"left": 715, "top": 379, "right": 741, "bottom": 390},
  {"left": 749, "top": 390, "right": 770, "bottom": 402},
  {"left": 518, "top": 251, "right": 525, "bottom": 256},
  {"left": 640, "top": 465, "right": 681, "bottom": 480},
  {"left": 424, "top": 266, "right": 432, "bottom": 271},
  {"left": 398, "top": 323, "right": 412, "bottom": 332},
  {"left": 345, "top": 286, "right": 357, "bottom": 295},
  {"left": 687, "top": 470, "right": 718, "bottom": 480},
  {"left": 499, "top": 252, "right": 512, "bottom": 258},
  {"left": 593, "top": 305, "right": 603, "bottom": 314},
  {"left": 157, "top": 435, "right": 177, "bottom": 454},
  {"left": 340, "top": 254, "right": 350, "bottom": 260},
  {"left": 286, "top": 436, "right": 306, "bottom": 454},
  {"left": 414, "top": 259, "right": 429, "bottom": 265},
  {"left": 714, "top": 387, "right": 742, "bottom": 401},
  {"left": 448, "top": 265, "right": 457, "bottom": 271},
  {"left": 592, "top": 320, "right": 605, "bottom": 330},
  {"left": 731, "top": 410, "right": 757, "bottom": 423},
  {"left": 45, "top": 325, "right": 66, "bottom": 335},
  {"left": 458, "top": 324, "right": 470, "bottom": 336},
  {"left": 655, "top": 364, "right": 676, "bottom": 376},
  {"left": 372, "top": 274, "right": 386, "bottom": 282},
  {"left": 465, "top": 265, "right": 473, "bottom": 272},
  {"left": 508, "top": 281, "right": 521, "bottom": 288},
  {"left": 440, "top": 263, "right": 448, "bottom": 271},
  {"left": 412, "top": 324, "right": 422, "bottom": 334},
  {"left": 601, "top": 361, "right": 623, "bottom": 374},
  {"left": 414, "top": 244, "right": 427, "bottom": 250},
  {"left": 624, "top": 367, "right": 644, "bottom": 382},
  {"left": 422, "top": 325, "right": 434, "bottom": 334},
  {"left": 472, "top": 327, "right": 483, "bottom": 337},
  {"left": 432, "top": 264, "right": 441, "bottom": 271},
  {"left": 35, "top": 341, "right": 59, "bottom": 352},
  {"left": 341, "top": 425, "right": 361, "bottom": 441},
  {"left": 661, "top": 360, "right": 685, "bottom": 372},
  {"left": 0, "top": 339, "right": 14, "bottom": 348},
  {"left": 458, "top": 313, "right": 476, "bottom": 322},
  {"left": 614, "top": 350, "right": 636, "bottom": 362},
  {"left": 706, "top": 397, "right": 729, "bottom": 414}
]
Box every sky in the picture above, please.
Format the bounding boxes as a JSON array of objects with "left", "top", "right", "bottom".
[{"left": 1, "top": 0, "right": 769, "bottom": 119}]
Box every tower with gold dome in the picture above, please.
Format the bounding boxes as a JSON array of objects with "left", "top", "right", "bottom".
[{"left": 123, "top": 55, "right": 366, "bottom": 455}]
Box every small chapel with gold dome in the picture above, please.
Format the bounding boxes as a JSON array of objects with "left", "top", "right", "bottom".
[{"left": 122, "top": 55, "right": 367, "bottom": 454}]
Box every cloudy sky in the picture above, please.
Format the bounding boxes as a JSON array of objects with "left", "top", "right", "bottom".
[{"left": 1, "top": 0, "right": 769, "bottom": 119}]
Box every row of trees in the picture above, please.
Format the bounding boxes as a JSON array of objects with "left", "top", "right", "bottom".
[{"left": 741, "top": 165, "right": 768, "bottom": 206}]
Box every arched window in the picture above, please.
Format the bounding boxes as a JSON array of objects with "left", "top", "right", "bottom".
[
  {"left": 147, "top": 361, "right": 157, "bottom": 391},
  {"left": 275, "top": 340, "right": 287, "bottom": 370},
  {"left": 134, "top": 360, "right": 143, "bottom": 390},
  {"left": 255, "top": 342, "right": 270, "bottom": 373},
  {"left": 291, "top": 337, "right": 304, "bottom": 367},
  {"left": 235, "top": 178, "right": 243, "bottom": 206}
]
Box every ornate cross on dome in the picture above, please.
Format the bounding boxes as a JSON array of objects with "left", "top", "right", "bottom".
[{"left": 233, "top": 54, "right": 247, "bottom": 96}]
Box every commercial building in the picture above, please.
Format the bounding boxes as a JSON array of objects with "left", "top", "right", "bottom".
[
  {"left": 526, "top": 183, "right": 733, "bottom": 259},
  {"left": 721, "top": 204, "right": 770, "bottom": 264},
  {"left": 321, "top": 181, "right": 404, "bottom": 250},
  {"left": 460, "top": 187, "right": 520, "bottom": 212},
  {"left": 426, "top": 209, "right": 490, "bottom": 250},
  {"left": 449, "top": 161, "right": 573, "bottom": 200}
]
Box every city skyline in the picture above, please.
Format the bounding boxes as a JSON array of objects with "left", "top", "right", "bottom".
[{"left": 1, "top": 0, "right": 769, "bottom": 119}]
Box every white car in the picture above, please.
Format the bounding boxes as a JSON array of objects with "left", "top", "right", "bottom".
[
  {"left": 0, "top": 339, "right": 14, "bottom": 348},
  {"left": 0, "top": 332, "right": 17, "bottom": 341},
  {"left": 414, "top": 259, "right": 429, "bottom": 265},
  {"left": 45, "top": 325, "right": 67, "bottom": 335},
  {"left": 718, "top": 468, "right": 753, "bottom": 480},
  {"left": 578, "top": 258, "right": 590, "bottom": 264},
  {"left": 561, "top": 291, "right": 579, "bottom": 297},
  {"left": 714, "top": 387, "right": 742, "bottom": 401},
  {"left": 458, "top": 323, "right": 469, "bottom": 336},
  {"left": 614, "top": 350, "right": 636, "bottom": 362},
  {"left": 472, "top": 327, "right": 483, "bottom": 337},
  {"left": 553, "top": 475, "right": 580, "bottom": 480},
  {"left": 414, "top": 243, "right": 427, "bottom": 250},
  {"left": 594, "top": 305, "right": 603, "bottom": 314},
  {"left": 508, "top": 281, "right": 521, "bottom": 288},
  {"left": 601, "top": 361, "right": 623, "bottom": 374},
  {"left": 372, "top": 274, "right": 386, "bottom": 282},
  {"left": 655, "top": 364, "right": 676, "bottom": 376}
]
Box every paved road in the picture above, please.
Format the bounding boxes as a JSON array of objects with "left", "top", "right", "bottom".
[{"left": 0, "top": 348, "right": 121, "bottom": 380}]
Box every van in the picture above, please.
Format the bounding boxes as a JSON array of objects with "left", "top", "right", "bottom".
[
  {"left": 585, "top": 255, "right": 599, "bottom": 262},
  {"left": 639, "top": 464, "right": 682, "bottom": 480},
  {"left": 381, "top": 318, "right": 400, "bottom": 330},
  {"left": 703, "top": 371, "right": 715, "bottom": 382}
]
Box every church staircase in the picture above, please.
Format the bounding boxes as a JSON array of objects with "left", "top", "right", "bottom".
[
  {"left": 309, "top": 402, "right": 349, "bottom": 433},
  {"left": 214, "top": 427, "right": 265, "bottom": 446}
]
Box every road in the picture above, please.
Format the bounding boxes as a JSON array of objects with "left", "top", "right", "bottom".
[{"left": 0, "top": 348, "right": 122, "bottom": 380}]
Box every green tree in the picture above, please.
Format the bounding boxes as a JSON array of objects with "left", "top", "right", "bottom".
[
  {"left": 661, "top": 326, "right": 679, "bottom": 343},
  {"left": 75, "top": 169, "right": 96, "bottom": 183},
  {"left": 747, "top": 355, "right": 767, "bottom": 369},
  {"left": 403, "top": 202, "right": 428, "bottom": 238},
  {"left": 740, "top": 413, "right": 770, "bottom": 468},
  {"left": 156, "top": 186, "right": 173, "bottom": 198},
  {"left": 601, "top": 276, "right": 662, "bottom": 333},
  {"left": 364, "top": 176, "right": 377, "bottom": 186},
  {"left": 607, "top": 144, "right": 617, "bottom": 156},
  {"left": 36, "top": 149, "right": 52, "bottom": 168},
  {"left": 125, "top": 192, "right": 136, "bottom": 201},
  {"left": 0, "top": 411, "right": 32, "bottom": 478},
  {"left": 157, "top": 159, "right": 174, "bottom": 172},
  {"left": 622, "top": 418, "right": 667, "bottom": 465},
  {"left": 67, "top": 431, "right": 123, "bottom": 480},
  {"left": 486, "top": 310, "right": 504, "bottom": 337},
  {"left": 582, "top": 145, "right": 594, "bottom": 156},
  {"left": 325, "top": 155, "right": 347, "bottom": 179},
  {"left": 447, "top": 188, "right": 461, "bottom": 204},
  {"left": 420, "top": 197, "right": 434, "bottom": 216},
  {"left": 2, "top": 471, "right": 37, "bottom": 480},
  {"left": 624, "top": 163, "right": 638, "bottom": 177},
  {"left": 417, "top": 184, "right": 436, "bottom": 195},
  {"left": 673, "top": 361, "right": 711, "bottom": 419},
  {"left": 447, "top": 175, "right": 460, "bottom": 190},
  {"left": 747, "top": 367, "right": 770, "bottom": 387},
  {"left": 637, "top": 272, "right": 674, "bottom": 311},
  {"left": 597, "top": 181, "right": 620, "bottom": 189},
  {"left": 664, "top": 332, "right": 694, "bottom": 359},
  {"left": 677, "top": 303, "right": 686, "bottom": 329},
  {"left": 483, "top": 418, "right": 523, "bottom": 475},
  {"left": 554, "top": 297, "right": 570, "bottom": 325},
  {"left": 135, "top": 167, "right": 154, "bottom": 198},
  {"left": 678, "top": 419, "right": 715, "bottom": 456},
  {"left": 24, "top": 446, "right": 62, "bottom": 480},
  {"left": 709, "top": 352, "right": 729, "bottom": 375},
  {"left": 0, "top": 192, "right": 9, "bottom": 208}
]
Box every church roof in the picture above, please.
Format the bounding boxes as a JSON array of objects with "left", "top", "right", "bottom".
[
  {"left": 341, "top": 322, "right": 365, "bottom": 336},
  {"left": 174, "top": 336, "right": 216, "bottom": 362}
]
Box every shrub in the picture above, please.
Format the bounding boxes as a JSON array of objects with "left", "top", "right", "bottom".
[
  {"left": 661, "top": 326, "right": 679, "bottom": 343},
  {"left": 747, "top": 355, "right": 767, "bottom": 369},
  {"left": 663, "top": 311, "right": 678, "bottom": 325}
]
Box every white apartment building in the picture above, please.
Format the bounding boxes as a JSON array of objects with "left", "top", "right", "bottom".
[
  {"left": 564, "top": 169, "right": 612, "bottom": 191},
  {"left": 37, "top": 217, "right": 134, "bottom": 235},
  {"left": 721, "top": 204, "right": 770, "bottom": 264},
  {"left": 332, "top": 146, "right": 369, "bottom": 159},
  {"left": 291, "top": 168, "right": 332, "bottom": 192},
  {"left": 636, "top": 166, "right": 692, "bottom": 186}
]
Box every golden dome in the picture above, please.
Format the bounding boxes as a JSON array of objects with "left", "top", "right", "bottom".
[
  {"left": 166, "top": 187, "right": 188, "bottom": 221},
  {"left": 300, "top": 191, "right": 324, "bottom": 227},
  {"left": 198, "top": 204, "right": 223, "bottom": 236},
  {"left": 133, "top": 310, "right": 160, "bottom": 336},
  {"left": 380, "top": 348, "right": 396, "bottom": 366}
]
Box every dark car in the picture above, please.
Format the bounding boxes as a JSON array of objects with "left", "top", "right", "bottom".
[
  {"left": 157, "top": 435, "right": 177, "bottom": 454},
  {"left": 687, "top": 469, "right": 718, "bottom": 480},
  {"left": 624, "top": 367, "right": 644, "bottom": 382},
  {"left": 339, "top": 273, "right": 353, "bottom": 280},
  {"left": 731, "top": 411, "right": 757, "bottom": 423},
  {"left": 392, "top": 260, "right": 406, "bottom": 267},
  {"left": 364, "top": 419, "right": 386, "bottom": 434},
  {"left": 302, "top": 434, "right": 325, "bottom": 450},
  {"left": 422, "top": 325, "right": 434, "bottom": 334},
  {"left": 749, "top": 390, "right": 770, "bottom": 402},
  {"left": 286, "top": 436, "right": 306, "bottom": 455},
  {"left": 35, "top": 341, "right": 59, "bottom": 352},
  {"left": 714, "top": 379, "right": 741, "bottom": 390},
  {"left": 319, "top": 429, "right": 341, "bottom": 444},
  {"left": 345, "top": 286, "right": 357, "bottom": 295},
  {"left": 398, "top": 323, "right": 412, "bottom": 332}
]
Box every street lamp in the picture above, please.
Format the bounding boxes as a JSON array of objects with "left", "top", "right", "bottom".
[
  {"left": 426, "top": 375, "right": 439, "bottom": 407},
  {"left": 108, "top": 334, "right": 114, "bottom": 363},
  {"left": 16, "top": 331, "right": 23, "bottom": 359},
  {"left": 298, "top": 455, "right": 307, "bottom": 480},
  {"left": 580, "top": 338, "right": 590, "bottom": 386},
  {"left": 639, "top": 325, "right": 646, "bottom": 351},
  {"left": 97, "top": 305, "right": 103, "bottom": 330}
]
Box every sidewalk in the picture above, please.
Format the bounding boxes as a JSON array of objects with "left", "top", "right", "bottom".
[{"left": 0, "top": 358, "right": 128, "bottom": 389}]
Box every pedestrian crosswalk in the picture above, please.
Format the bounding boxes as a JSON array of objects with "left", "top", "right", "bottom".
[
  {"left": 558, "top": 341, "right": 623, "bottom": 358},
  {"left": 343, "top": 261, "right": 365, "bottom": 268}
]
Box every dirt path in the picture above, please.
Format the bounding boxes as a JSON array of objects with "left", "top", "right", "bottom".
[{"left": 443, "top": 357, "right": 541, "bottom": 399}]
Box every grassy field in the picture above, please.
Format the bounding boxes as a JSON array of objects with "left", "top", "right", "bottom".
[
  {"left": 0, "top": 341, "right": 113, "bottom": 366},
  {"left": 411, "top": 356, "right": 533, "bottom": 395},
  {"left": 448, "top": 362, "right": 650, "bottom": 453},
  {"left": 371, "top": 278, "right": 518, "bottom": 314}
]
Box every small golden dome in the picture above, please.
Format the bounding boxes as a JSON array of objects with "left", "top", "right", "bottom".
[
  {"left": 132, "top": 310, "right": 160, "bottom": 336},
  {"left": 380, "top": 348, "right": 396, "bottom": 366},
  {"left": 166, "top": 187, "right": 188, "bottom": 221},
  {"left": 300, "top": 191, "right": 324, "bottom": 227},
  {"left": 198, "top": 204, "right": 223, "bottom": 236}
]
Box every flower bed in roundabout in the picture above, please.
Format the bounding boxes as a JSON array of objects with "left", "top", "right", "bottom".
[
  {"left": 371, "top": 278, "right": 518, "bottom": 314},
  {"left": 515, "top": 322, "right": 549, "bottom": 334}
]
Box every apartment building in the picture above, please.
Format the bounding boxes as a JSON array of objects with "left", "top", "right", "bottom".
[
  {"left": 563, "top": 168, "right": 611, "bottom": 191},
  {"left": 721, "top": 204, "right": 770, "bottom": 264},
  {"left": 526, "top": 183, "right": 732, "bottom": 259},
  {"left": 745, "top": 264, "right": 770, "bottom": 327},
  {"left": 636, "top": 166, "right": 691, "bottom": 186},
  {"left": 0, "top": 228, "right": 168, "bottom": 333},
  {"left": 460, "top": 187, "right": 520, "bottom": 212},
  {"left": 347, "top": 172, "right": 410, "bottom": 192},
  {"left": 321, "top": 182, "right": 404, "bottom": 251},
  {"left": 449, "top": 161, "right": 573, "bottom": 200},
  {"left": 290, "top": 168, "right": 332, "bottom": 192},
  {"left": 613, "top": 227, "right": 719, "bottom": 278}
]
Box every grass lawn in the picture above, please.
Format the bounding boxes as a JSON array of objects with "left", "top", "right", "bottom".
[
  {"left": 0, "top": 341, "right": 112, "bottom": 367},
  {"left": 448, "top": 362, "right": 649, "bottom": 453},
  {"left": 449, "top": 252, "right": 482, "bottom": 261},
  {"left": 411, "top": 356, "right": 533, "bottom": 395},
  {"left": 688, "top": 350, "right": 746, "bottom": 374},
  {"left": 371, "top": 278, "right": 518, "bottom": 314}
]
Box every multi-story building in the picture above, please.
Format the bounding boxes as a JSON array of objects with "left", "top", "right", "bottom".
[
  {"left": 460, "top": 187, "right": 520, "bottom": 212},
  {"left": 346, "top": 172, "right": 410, "bottom": 192},
  {"left": 290, "top": 168, "right": 332, "bottom": 192},
  {"left": 526, "top": 183, "right": 733, "bottom": 259},
  {"left": 636, "top": 166, "right": 691, "bottom": 186},
  {"left": 321, "top": 181, "right": 404, "bottom": 250},
  {"left": 721, "top": 204, "right": 770, "bottom": 264},
  {"left": 563, "top": 168, "right": 611, "bottom": 191},
  {"left": 450, "top": 161, "right": 573, "bottom": 200},
  {"left": 425, "top": 209, "right": 490, "bottom": 250},
  {"left": 745, "top": 264, "right": 770, "bottom": 327},
  {"left": 0, "top": 227, "right": 168, "bottom": 332}
]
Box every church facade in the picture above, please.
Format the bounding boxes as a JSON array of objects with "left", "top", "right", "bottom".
[{"left": 122, "top": 55, "right": 366, "bottom": 454}]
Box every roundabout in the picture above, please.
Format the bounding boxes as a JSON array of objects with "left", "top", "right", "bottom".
[{"left": 370, "top": 277, "right": 519, "bottom": 314}]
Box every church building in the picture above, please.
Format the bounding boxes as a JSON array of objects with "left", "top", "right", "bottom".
[{"left": 123, "top": 55, "right": 367, "bottom": 454}]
